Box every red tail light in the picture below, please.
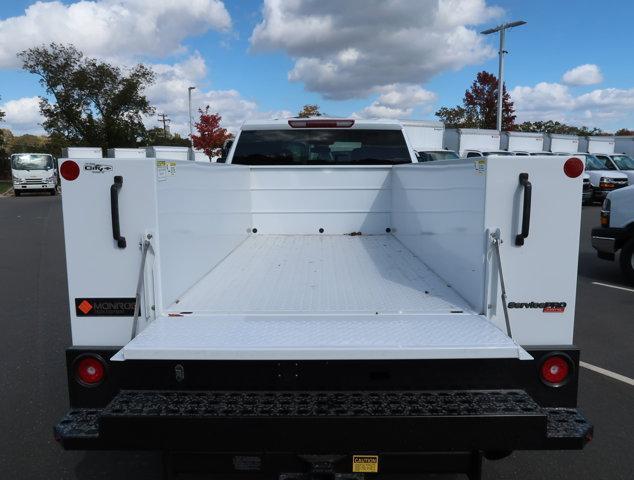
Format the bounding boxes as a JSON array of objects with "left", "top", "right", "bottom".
[
  {"left": 60, "top": 160, "right": 80, "bottom": 181},
  {"left": 288, "top": 119, "right": 355, "bottom": 128},
  {"left": 75, "top": 355, "right": 105, "bottom": 386},
  {"left": 563, "top": 157, "right": 584, "bottom": 178},
  {"left": 540, "top": 355, "right": 571, "bottom": 386}
]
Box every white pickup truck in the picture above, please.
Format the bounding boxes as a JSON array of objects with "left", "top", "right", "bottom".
[
  {"left": 54, "top": 119, "right": 591, "bottom": 479},
  {"left": 592, "top": 185, "right": 634, "bottom": 281}
]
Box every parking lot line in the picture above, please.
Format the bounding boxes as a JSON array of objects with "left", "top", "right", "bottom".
[
  {"left": 591, "top": 281, "right": 634, "bottom": 293},
  {"left": 580, "top": 361, "right": 634, "bottom": 386}
]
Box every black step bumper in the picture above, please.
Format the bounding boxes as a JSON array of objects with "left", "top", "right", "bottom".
[{"left": 54, "top": 389, "right": 592, "bottom": 452}]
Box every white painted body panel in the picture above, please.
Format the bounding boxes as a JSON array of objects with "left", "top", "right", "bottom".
[
  {"left": 107, "top": 148, "right": 147, "bottom": 158},
  {"left": 401, "top": 120, "right": 444, "bottom": 151},
  {"left": 62, "top": 147, "right": 103, "bottom": 158},
  {"left": 484, "top": 156, "right": 581, "bottom": 345}
]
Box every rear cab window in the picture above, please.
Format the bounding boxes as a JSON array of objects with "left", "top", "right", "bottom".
[{"left": 231, "top": 129, "right": 412, "bottom": 165}]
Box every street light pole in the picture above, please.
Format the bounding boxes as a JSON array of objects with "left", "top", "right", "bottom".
[
  {"left": 481, "top": 20, "right": 526, "bottom": 132},
  {"left": 188, "top": 86, "right": 196, "bottom": 146}
]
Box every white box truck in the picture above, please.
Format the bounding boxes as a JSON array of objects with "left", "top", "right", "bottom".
[
  {"left": 579, "top": 135, "right": 615, "bottom": 155},
  {"left": 500, "top": 131, "right": 545, "bottom": 154},
  {"left": 615, "top": 136, "right": 634, "bottom": 157},
  {"left": 10, "top": 153, "right": 58, "bottom": 196},
  {"left": 443, "top": 128, "right": 509, "bottom": 157},
  {"left": 54, "top": 118, "right": 591, "bottom": 478},
  {"left": 401, "top": 120, "right": 458, "bottom": 161},
  {"left": 544, "top": 134, "right": 580, "bottom": 154},
  {"left": 107, "top": 148, "right": 147, "bottom": 159}
]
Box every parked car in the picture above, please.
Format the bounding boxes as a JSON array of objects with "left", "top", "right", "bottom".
[
  {"left": 591, "top": 185, "right": 634, "bottom": 282},
  {"left": 578, "top": 153, "right": 628, "bottom": 203},
  {"left": 594, "top": 154, "right": 634, "bottom": 185}
]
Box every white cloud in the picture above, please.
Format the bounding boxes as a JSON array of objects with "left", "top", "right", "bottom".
[
  {"left": 250, "top": 0, "right": 502, "bottom": 99},
  {"left": 353, "top": 84, "right": 437, "bottom": 119},
  {"left": 145, "top": 55, "right": 292, "bottom": 135},
  {"left": 0, "top": 0, "right": 231, "bottom": 68},
  {"left": 511, "top": 81, "right": 634, "bottom": 126},
  {"left": 562, "top": 64, "right": 603, "bottom": 86},
  {"left": 1, "top": 96, "right": 45, "bottom": 134}
]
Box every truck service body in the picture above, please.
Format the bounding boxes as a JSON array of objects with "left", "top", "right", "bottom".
[{"left": 54, "top": 119, "right": 591, "bottom": 478}]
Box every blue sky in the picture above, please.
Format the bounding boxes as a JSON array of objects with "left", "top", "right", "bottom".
[{"left": 1, "top": 0, "right": 633, "bottom": 135}]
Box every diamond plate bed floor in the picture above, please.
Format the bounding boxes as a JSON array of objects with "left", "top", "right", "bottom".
[{"left": 172, "top": 234, "right": 473, "bottom": 315}]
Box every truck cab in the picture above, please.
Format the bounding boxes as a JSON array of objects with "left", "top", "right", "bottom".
[
  {"left": 591, "top": 185, "right": 634, "bottom": 282},
  {"left": 11, "top": 153, "right": 57, "bottom": 196},
  {"left": 578, "top": 153, "right": 628, "bottom": 202},
  {"left": 53, "top": 119, "right": 591, "bottom": 479}
]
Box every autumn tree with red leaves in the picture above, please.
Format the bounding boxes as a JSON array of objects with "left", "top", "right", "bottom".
[
  {"left": 191, "top": 106, "right": 232, "bottom": 158},
  {"left": 436, "top": 71, "right": 516, "bottom": 130}
]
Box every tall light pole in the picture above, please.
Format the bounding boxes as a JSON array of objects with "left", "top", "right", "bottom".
[
  {"left": 188, "top": 86, "right": 196, "bottom": 146},
  {"left": 481, "top": 20, "right": 526, "bottom": 131}
]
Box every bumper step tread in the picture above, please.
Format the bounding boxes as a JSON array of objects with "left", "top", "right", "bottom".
[{"left": 103, "top": 389, "right": 541, "bottom": 418}]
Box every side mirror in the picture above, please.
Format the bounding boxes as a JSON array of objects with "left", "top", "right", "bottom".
[{"left": 222, "top": 139, "right": 234, "bottom": 158}]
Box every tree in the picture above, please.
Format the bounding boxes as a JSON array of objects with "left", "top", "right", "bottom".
[
  {"left": 143, "top": 127, "right": 191, "bottom": 147},
  {"left": 436, "top": 71, "right": 515, "bottom": 130},
  {"left": 515, "top": 120, "right": 604, "bottom": 136},
  {"left": 18, "top": 43, "right": 155, "bottom": 150},
  {"left": 297, "top": 104, "right": 322, "bottom": 118},
  {"left": 615, "top": 128, "right": 634, "bottom": 136},
  {"left": 191, "top": 106, "right": 232, "bottom": 158},
  {"left": 0, "top": 97, "right": 5, "bottom": 153}
]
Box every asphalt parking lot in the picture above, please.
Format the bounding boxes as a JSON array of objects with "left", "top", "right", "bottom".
[{"left": 0, "top": 194, "right": 632, "bottom": 479}]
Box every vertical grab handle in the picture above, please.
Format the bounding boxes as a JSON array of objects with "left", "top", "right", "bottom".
[
  {"left": 110, "top": 175, "right": 126, "bottom": 249},
  {"left": 515, "top": 173, "right": 532, "bottom": 246}
]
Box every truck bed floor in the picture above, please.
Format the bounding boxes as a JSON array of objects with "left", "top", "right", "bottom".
[{"left": 172, "top": 234, "right": 472, "bottom": 315}]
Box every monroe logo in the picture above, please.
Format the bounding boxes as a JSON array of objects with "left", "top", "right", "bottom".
[
  {"left": 75, "top": 297, "right": 138, "bottom": 317},
  {"left": 508, "top": 301, "right": 567, "bottom": 313},
  {"left": 84, "top": 163, "right": 113, "bottom": 173}
]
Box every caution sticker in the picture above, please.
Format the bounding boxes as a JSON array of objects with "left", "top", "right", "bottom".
[
  {"left": 474, "top": 158, "right": 487, "bottom": 175},
  {"left": 352, "top": 455, "right": 378, "bottom": 473}
]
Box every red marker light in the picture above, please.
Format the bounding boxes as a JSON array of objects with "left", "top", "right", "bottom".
[
  {"left": 540, "top": 355, "right": 570, "bottom": 386},
  {"left": 75, "top": 356, "right": 105, "bottom": 386},
  {"left": 563, "top": 157, "right": 584, "bottom": 178},
  {"left": 60, "top": 160, "right": 80, "bottom": 181}
]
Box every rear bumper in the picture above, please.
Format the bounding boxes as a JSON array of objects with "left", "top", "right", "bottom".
[
  {"left": 55, "top": 389, "right": 592, "bottom": 452},
  {"left": 591, "top": 227, "right": 629, "bottom": 259}
]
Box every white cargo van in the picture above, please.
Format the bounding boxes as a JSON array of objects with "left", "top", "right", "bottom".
[
  {"left": 606, "top": 154, "right": 634, "bottom": 184},
  {"left": 54, "top": 119, "right": 591, "bottom": 478},
  {"left": 10, "top": 153, "right": 57, "bottom": 196},
  {"left": 401, "top": 120, "right": 458, "bottom": 161},
  {"left": 501, "top": 131, "right": 545, "bottom": 154},
  {"left": 578, "top": 153, "right": 628, "bottom": 203},
  {"left": 443, "top": 128, "right": 507, "bottom": 157},
  {"left": 544, "top": 133, "right": 579, "bottom": 154}
]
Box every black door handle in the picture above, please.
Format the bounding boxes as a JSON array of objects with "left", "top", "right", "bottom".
[
  {"left": 515, "top": 173, "right": 532, "bottom": 246},
  {"left": 110, "top": 175, "right": 126, "bottom": 248}
]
